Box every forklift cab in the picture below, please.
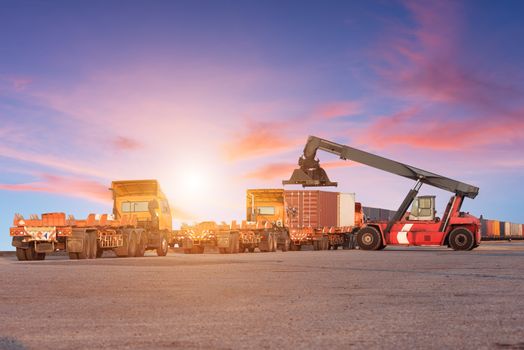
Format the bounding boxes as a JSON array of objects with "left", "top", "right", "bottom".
[{"left": 409, "top": 196, "right": 436, "bottom": 221}]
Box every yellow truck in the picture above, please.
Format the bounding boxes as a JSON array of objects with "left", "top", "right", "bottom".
[{"left": 10, "top": 179, "right": 173, "bottom": 260}]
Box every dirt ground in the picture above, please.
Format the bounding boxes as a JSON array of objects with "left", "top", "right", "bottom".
[{"left": 1, "top": 241, "right": 524, "bottom": 349}]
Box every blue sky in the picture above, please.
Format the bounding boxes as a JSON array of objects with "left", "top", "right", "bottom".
[{"left": 1, "top": 0, "right": 524, "bottom": 250}]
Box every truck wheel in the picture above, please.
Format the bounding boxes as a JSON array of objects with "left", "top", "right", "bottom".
[
  {"left": 68, "top": 253, "right": 78, "bottom": 259},
  {"left": 24, "top": 246, "right": 37, "bottom": 260},
  {"left": 248, "top": 247, "right": 255, "bottom": 253},
  {"left": 36, "top": 252, "right": 46, "bottom": 260},
  {"left": 281, "top": 238, "right": 290, "bottom": 252},
  {"left": 127, "top": 234, "right": 137, "bottom": 257},
  {"left": 356, "top": 227, "right": 383, "bottom": 251},
  {"left": 271, "top": 235, "right": 277, "bottom": 252},
  {"left": 156, "top": 236, "right": 169, "bottom": 256},
  {"left": 135, "top": 240, "right": 146, "bottom": 257},
  {"left": 449, "top": 228, "right": 475, "bottom": 251},
  {"left": 96, "top": 248, "right": 103, "bottom": 258},
  {"left": 16, "top": 248, "right": 27, "bottom": 261}
]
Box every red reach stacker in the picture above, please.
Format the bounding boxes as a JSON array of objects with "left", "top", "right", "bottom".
[{"left": 283, "top": 136, "right": 481, "bottom": 251}]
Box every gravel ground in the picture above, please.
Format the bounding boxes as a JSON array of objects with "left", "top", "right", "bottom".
[{"left": 1, "top": 241, "right": 524, "bottom": 350}]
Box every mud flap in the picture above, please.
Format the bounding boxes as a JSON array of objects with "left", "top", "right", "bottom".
[{"left": 67, "top": 237, "right": 84, "bottom": 253}]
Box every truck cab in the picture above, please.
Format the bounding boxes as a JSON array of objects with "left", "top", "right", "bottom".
[{"left": 111, "top": 180, "right": 172, "bottom": 232}]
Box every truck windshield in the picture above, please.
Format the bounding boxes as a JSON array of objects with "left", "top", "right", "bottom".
[
  {"left": 257, "top": 206, "right": 275, "bottom": 215},
  {"left": 122, "top": 201, "right": 150, "bottom": 213}
]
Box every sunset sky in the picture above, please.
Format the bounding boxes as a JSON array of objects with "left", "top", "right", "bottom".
[{"left": 1, "top": 1, "right": 523, "bottom": 250}]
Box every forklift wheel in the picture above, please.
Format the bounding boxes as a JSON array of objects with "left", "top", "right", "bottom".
[
  {"left": 448, "top": 227, "right": 474, "bottom": 251},
  {"left": 356, "top": 227, "right": 383, "bottom": 250}
]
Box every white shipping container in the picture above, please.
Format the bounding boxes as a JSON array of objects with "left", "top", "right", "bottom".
[
  {"left": 505, "top": 222, "right": 511, "bottom": 238},
  {"left": 337, "top": 193, "right": 356, "bottom": 227}
]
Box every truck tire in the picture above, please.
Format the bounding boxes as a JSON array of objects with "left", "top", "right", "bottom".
[
  {"left": 127, "top": 234, "right": 137, "bottom": 257},
  {"left": 248, "top": 247, "right": 255, "bottom": 253},
  {"left": 69, "top": 253, "right": 78, "bottom": 259},
  {"left": 96, "top": 248, "right": 103, "bottom": 258},
  {"left": 36, "top": 252, "right": 46, "bottom": 260},
  {"left": 449, "top": 227, "right": 475, "bottom": 251},
  {"left": 156, "top": 236, "right": 169, "bottom": 256},
  {"left": 271, "top": 234, "right": 277, "bottom": 252},
  {"left": 135, "top": 239, "right": 146, "bottom": 257},
  {"left": 356, "top": 227, "right": 383, "bottom": 250},
  {"left": 16, "top": 248, "right": 27, "bottom": 261},
  {"left": 281, "top": 238, "right": 290, "bottom": 252}
]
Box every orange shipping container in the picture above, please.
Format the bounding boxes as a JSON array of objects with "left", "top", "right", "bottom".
[{"left": 284, "top": 190, "right": 338, "bottom": 228}]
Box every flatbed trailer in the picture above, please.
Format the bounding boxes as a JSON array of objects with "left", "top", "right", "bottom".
[
  {"left": 10, "top": 179, "right": 173, "bottom": 260},
  {"left": 10, "top": 212, "right": 169, "bottom": 260},
  {"left": 177, "top": 220, "right": 283, "bottom": 254}
]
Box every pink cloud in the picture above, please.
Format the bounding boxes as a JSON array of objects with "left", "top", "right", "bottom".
[
  {"left": 316, "top": 101, "right": 361, "bottom": 119},
  {"left": 0, "top": 145, "right": 108, "bottom": 178},
  {"left": 357, "top": 108, "right": 524, "bottom": 150},
  {"left": 373, "top": 1, "right": 519, "bottom": 111},
  {"left": 113, "top": 136, "right": 142, "bottom": 151},
  {"left": 0, "top": 174, "right": 111, "bottom": 203},
  {"left": 223, "top": 120, "right": 302, "bottom": 161}
]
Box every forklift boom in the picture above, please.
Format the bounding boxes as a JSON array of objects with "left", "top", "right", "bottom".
[{"left": 283, "top": 136, "right": 479, "bottom": 199}]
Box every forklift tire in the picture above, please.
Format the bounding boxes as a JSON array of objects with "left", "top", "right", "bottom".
[
  {"left": 356, "top": 227, "right": 383, "bottom": 251},
  {"left": 16, "top": 248, "right": 27, "bottom": 261},
  {"left": 448, "top": 228, "right": 475, "bottom": 251}
]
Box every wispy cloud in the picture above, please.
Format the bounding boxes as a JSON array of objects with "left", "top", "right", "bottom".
[
  {"left": 357, "top": 107, "right": 524, "bottom": 150},
  {"left": 0, "top": 145, "right": 108, "bottom": 178},
  {"left": 113, "top": 136, "right": 142, "bottom": 151},
  {"left": 223, "top": 120, "right": 302, "bottom": 161},
  {"left": 315, "top": 101, "right": 362, "bottom": 119},
  {"left": 374, "top": 0, "right": 520, "bottom": 112},
  {"left": 0, "top": 174, "right": 111, "bottom": 203}
]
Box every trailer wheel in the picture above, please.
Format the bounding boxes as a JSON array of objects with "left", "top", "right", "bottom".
[
  {"left": 449, "top": 228, "right": 475, "bottom": 251},
  {"left": 356, "top": 227, "right": 383, "bottom": 250},
  {"left": 16, "top": 248, "right": 27, "bottom": 261},
  {"left": 156, "top": 236, "right": 169, "bottom": 256}
]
